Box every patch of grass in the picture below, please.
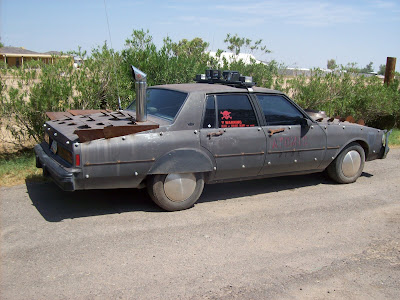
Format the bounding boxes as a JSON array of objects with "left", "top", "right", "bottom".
[
  {"left": 388, "top": 128, "right": 400, "bottom": 146},
  {"left": 0, "top": 148, "right": 47, "bottom": 187}
]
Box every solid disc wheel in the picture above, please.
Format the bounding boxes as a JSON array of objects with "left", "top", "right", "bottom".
[
  {"left": 147, "top": 173, "right": 204, "bottom": 211},
  {"left": 327, "top": 142, "right": 365, "bottom": 184}
]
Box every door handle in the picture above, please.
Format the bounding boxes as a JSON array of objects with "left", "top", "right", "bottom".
[
  {"left": 268, "top": 128, "right": 285, "bottom": 137},
  {"left": 207, "top": 131, "right": 224, "bottom": 138}
]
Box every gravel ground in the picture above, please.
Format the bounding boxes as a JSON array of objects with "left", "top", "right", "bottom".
[{"left": 1, "top": 149, "right": 400, "bottom": 299}]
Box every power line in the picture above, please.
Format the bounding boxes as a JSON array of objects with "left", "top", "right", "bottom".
[{"left": 103, "top": 0, "right": 121, "bottom": 110}]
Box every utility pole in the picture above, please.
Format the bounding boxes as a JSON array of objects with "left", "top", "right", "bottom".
[{"left": 384, "top": 57, "right": 397, "bottom": 86}]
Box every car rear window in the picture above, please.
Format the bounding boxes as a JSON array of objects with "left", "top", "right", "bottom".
[{"left": 126, "top": 88, "right": 188, "bottom": 121}]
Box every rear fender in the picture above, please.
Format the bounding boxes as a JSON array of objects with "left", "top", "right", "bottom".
[{"left": 148, "top": 149, "right": 214, "bottom": 174}]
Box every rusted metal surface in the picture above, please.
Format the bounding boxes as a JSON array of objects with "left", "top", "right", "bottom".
[
  {"left": 75, "top": 124, "right": 159, "bottom": 142},
  {"left": 207, "top": 131, "right": 224, "bottom": 138},
  {"left": 345, "top": 116, "right": 355, "bottom": 123},
  {"left": 46, "top": 111, "right": 74, "bottom": 120},
  {"left": 68, "top": 110, "right": 105, "bottom": 116},
  {"left": 46, "top": 109, "right": 159, "bottom": 142},
  {"left": 46, "top": 110, "right": 105, "bottom": 120},
  {"left": 357, "top": 119, "right": 365, "bottom": 126},
  {"left": 268, "top": 128, "right": 285, "bottom": 136}
]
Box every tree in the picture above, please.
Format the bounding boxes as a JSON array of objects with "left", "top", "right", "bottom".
[
  {"left": 327, "top": 59, "right": 337, "bottom": 70},
  {"left": 171, "top": 37, "right": 209, "bottom": 57},
  {"left": 224, "top": 33, "right": 271, "bottom": 55},
  {"left": 378, "top": 64, "right": 386, "bottom": 75},
  {"left": 360, "top": 62, "right": 374, "bottom": 73},
  {"left": 0, "top": 41, "right": 4, "bottom": 48},
  {"left": 343, "top": 62, "right": 361, "bottom": 73}
]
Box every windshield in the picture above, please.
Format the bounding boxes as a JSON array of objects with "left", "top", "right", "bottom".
[{"left": 126, "top": 88, "right": 188, "bottom": 121}]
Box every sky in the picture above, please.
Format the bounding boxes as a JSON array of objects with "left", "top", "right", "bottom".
[{"left": 1, "top": 0, "right": 399, "bottom": 71}]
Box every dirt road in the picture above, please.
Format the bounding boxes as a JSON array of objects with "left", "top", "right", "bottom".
[{"left": 1, "top": 149, "right": 400, "bottom": 299}]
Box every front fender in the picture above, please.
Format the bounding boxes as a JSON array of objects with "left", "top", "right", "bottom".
[{"left": 148, "top": 148, "right": 214, "bottom": 174}]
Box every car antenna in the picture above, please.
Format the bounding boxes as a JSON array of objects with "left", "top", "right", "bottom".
[{"left": 103, "top": 0, "right": 121, "bottom": 110}]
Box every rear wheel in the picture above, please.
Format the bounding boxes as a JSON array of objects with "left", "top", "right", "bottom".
[
  {"left": 327, "top": 143, "right": 365, "bottom": 184},
  {"left": 147, "top": 173, "right": 204, "bottom": 211}
]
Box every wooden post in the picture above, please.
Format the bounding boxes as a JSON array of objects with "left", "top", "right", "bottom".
[{"left": 384, "top": 57, "right": 396, "bottom": 86}]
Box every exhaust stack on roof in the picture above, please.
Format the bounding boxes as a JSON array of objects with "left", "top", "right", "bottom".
[{"left": 131, "top": 66, "right": 147, "bottom": 122}]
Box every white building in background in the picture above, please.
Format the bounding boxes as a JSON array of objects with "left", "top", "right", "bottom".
[{"left": 208, "top": 51, "right": 265, "bottom": 66}]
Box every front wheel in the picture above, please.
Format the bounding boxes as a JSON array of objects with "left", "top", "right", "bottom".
[
  {"left": 326, "top": 143, "right": 365, "bottom": 184},
  {"left": 147, "top": 173, "right": 205, "bottom": 211}
]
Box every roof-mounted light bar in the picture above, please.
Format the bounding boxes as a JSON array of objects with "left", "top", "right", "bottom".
[{"left": 194, "top": 69, "right": 255, "bottom": 88}]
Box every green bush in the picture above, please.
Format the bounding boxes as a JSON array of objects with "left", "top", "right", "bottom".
[{"left": 286, "top": 70, "right": 400, "bottom": 127}]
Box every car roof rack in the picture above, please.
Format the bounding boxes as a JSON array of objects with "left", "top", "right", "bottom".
[{"left": 194, "top": 69, "right": 255, "bottom": 88}]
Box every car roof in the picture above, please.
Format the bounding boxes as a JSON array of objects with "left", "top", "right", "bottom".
[{"left": 150, "top": 83, "right": 284, "bottom": 95}]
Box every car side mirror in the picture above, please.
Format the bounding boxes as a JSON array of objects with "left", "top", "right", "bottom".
[{"left": 300, "top": 118, "right": 313, "bottom": 127}]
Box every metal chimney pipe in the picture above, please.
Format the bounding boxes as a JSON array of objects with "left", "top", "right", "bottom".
[{"left": 131, "top": 66, "right": 147, "bottom": 122}]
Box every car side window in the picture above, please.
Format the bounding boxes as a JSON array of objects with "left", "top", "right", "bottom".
[
  {"left": 216, "top": 94, "right": 258, "bottom": 128},
  {"left": 203, "top": 95, "right": 216, "bottom": 128},
  {"left": 256, "top": 94, "right": 305, "bottom": 125}
]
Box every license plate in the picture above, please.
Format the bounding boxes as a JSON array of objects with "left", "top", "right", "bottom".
[{"left": 50, "top": 140, "right": 58, "bottom": 154}]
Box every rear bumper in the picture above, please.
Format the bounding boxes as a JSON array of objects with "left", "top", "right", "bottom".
[{"left": 34, "top": 143, "right": 79, "bottom": 191}]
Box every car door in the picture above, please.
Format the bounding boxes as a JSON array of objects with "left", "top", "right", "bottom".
[
  {"left": 200, "top": 94, "right": 267, "bottom": 180},
  {"left": 255, "top": 94, "right": 327, "bottom": 175}
]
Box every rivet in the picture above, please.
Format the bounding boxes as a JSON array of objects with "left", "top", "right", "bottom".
[
  {"left": 159, "top": 132, "right": 163, "bottom": 136},
  {"left": 310, "top": 126, "right": 314, "bottom": 129},
  {"left": 74, "top": 143, "right": 79, "bottom": 147},
  {"left": 332, "top": 157, "right": 335, "bottom": 160},
  {"left": 324, "top": 126, "right": 327, "bottom": 129},
  {"left": 242, "top": 165, "right": 245, "bottom": 168},
  {"left": 194, "top": 130, "right": 198, "bottom": 134},
  {"left": 54, "top": 133, "right": 57, "bottom": 136},
  {"left": 378, "top": 130, "right": 380, "bottom": 133},
  {"left": 213, "top": 167, "right": 217, "bottom": 171},
  {"left": 294, "top": 159, "right": 297, "bottom": 163},
  {"left": 85, "top": 174, "right": 89, "bottom": 179},
  {"left": 373, "top": 150, "right": 376, "bottom": 153},
  {"left": 258, "top": 128, "right": 261, "bottom": 131},
  {"left": 267, "top": 162, "right": 271, "bottom": 165},
  {"left": 122, "top": 136, "right": 126, "bottom": 140},
  {"left": 361, "top": 128, "right": 363, "bottom": 130},
  {"left": 66, "top": 141, "right": 70, "bottom": 145},
  {"left": 314, "top": 158, "right": 317, "bottom": 161},
  {"left": 288, "top": 126, "right": 291, "bottom": 130},
  {"left": 43, "top": 124, "right": 47, "bottom": 127},
  {"left": 134, "top": 172, "right": 138, "bottom": 176},
  {"left": 223, "top": 129, "right": 227, "bottom": 132},
  {"left": 47, "top": 127, "right": 51, "bottom": 131},
  {"left": 343, "top": 126, "right": 345, "bottom": 129}
]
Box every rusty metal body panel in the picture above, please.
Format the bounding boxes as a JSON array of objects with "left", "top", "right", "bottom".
[{"left": 35, "top": 82, "right": 389, "bottom": 194}]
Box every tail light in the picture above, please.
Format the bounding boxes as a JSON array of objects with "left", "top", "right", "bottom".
[{"left": 75, "top": 154, "right": 80, "bottom": 167}]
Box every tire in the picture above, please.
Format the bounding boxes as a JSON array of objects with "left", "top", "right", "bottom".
[
  {"left": 326, "top": 142, "right": 365, "bottom": 184},
  {"left": 147, "top": 173, "right": 205, "bottom": 211}
]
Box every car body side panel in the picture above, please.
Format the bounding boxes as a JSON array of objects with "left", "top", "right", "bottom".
[
  {"left": 321, "top": 123, "right": 384, "bottom": 165},
  {"left": 148, "top": 148, "right": 214, "bottom": 174},
  {"left": 79, "top": 129, "right": 203, "bottom": 189},
  {"left": 200, "top": 127, "right": 267, "bottom": 180},
  {"left": 260, "top": 124, "right": 327, "bottom": 175}
]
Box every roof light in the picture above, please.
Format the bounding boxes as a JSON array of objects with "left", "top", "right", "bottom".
[{"left": 195, "top": 69, "right": 254, "bottom": 88}]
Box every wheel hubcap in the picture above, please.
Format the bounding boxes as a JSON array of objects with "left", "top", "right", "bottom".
[
  {"left": 342, "top": 150, "right": 362, "bottom": 177},
  {"left": 164, "top": 173, "right": 197, "bottom": 202}
]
